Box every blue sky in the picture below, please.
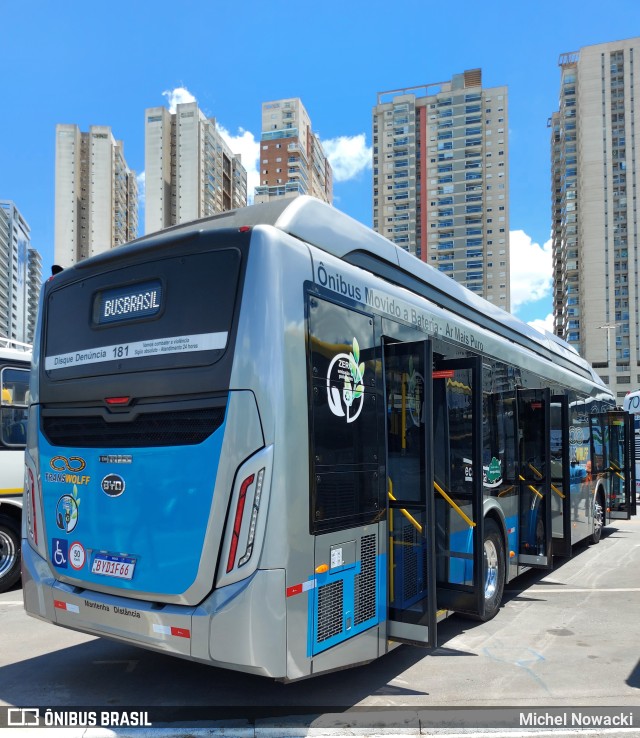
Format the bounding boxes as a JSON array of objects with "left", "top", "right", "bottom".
[{"left": 2, "top": 2, "right": 639, "bottom": 329}]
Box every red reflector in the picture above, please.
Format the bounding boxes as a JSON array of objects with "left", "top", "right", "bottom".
[
  {"left": 170, "top": 627, "right": 191, "bottom": 639},
  {"left": 226, "top": 474, "right": 255, "bottom": 573},
  {"left": 54, "top": 600, "right": 66, "bottom": 610},
  {"left": 105, "top": 397, "right": 130, "bottom": 406},
  {"left": 286, "top": 584, "right": 303, "bottom": 598},
  {"left": 239, "top": 226, "right": 251, "bottom": 233}
]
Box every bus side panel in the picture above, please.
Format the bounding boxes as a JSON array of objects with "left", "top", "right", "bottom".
[
  {"left": 206, "top": 568, "right": 286, "bottom": 678},
  {"left": 224, "top": 229, "right": 316, "bottom": 680}
]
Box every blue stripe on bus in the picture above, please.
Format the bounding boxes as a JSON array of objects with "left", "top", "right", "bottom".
[{"left": 39, "top": 406, "right": 227, "bottom": 596}]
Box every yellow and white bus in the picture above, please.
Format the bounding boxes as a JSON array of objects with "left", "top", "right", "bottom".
[{"left": 0, "top": 338, "right": 31, "bottom": 591}]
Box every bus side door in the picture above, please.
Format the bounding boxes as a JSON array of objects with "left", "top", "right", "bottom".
[
  {"left": 432, "top": 356, "right": 484, "bottom": 618},
  {"left": 550, "top": 394, "right": 572, "bottom": 557},
  {"left": 594, "top": 411, "right": 634, "bottom": 521},
  {"left": 516, "top": 388, "right": 553, "bottom": 568},
  {"left": 383, "top": 338, "right": 436, "bottom": 646}
]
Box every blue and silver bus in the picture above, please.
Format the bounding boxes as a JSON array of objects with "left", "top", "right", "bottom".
[{"left": 23, "top": 197, "right": 635, "bottom": 680}]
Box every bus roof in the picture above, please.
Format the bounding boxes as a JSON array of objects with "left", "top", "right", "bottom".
[
  {"left": 76, "top": 196, "right": 604, "bottom": 388},
  {"left": 0, "top": 336, "right": 32, "bottom": 363}
]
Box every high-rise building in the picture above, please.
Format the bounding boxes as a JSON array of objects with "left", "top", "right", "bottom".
[
  {"left": 373, "top": 70, "right": 510, "bottom": 309},
  {"left": 0, "top": 201, "right": 42, "bottom": 344},
  {"left": 254, "top": 98, "right": 332, "bottom": 204},
  {"left": 144, "top": 102, "right": 247, "bottom": 234},
  {"left": 551, "top": 38, "right": 640, "bottom": 401},
  {"left": 55, "top": 124, "right": 138, "bottom": 268}
]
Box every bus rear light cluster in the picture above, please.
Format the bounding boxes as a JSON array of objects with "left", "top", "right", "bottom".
[
  {"left": 225, "top": 468, "right": 266, "bottom": 573},
  {"left": 26, "top": 467, "right": 38, "bottom": 545},
  {"left": 238, "top": 468, "right": 265, "bottom": 567}
]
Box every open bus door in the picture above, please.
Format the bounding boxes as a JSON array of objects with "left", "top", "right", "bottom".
[
  {"left": 432, "top": 356, "right": 484, "bottom": 618},
  {"left": 591, "top": 410, "right": 635, "bottom": 521},
  {"left": 383, "top": 339, "right": 436, "bottom": 646},
  {"left": 516, "top": 389, "right": 553, "bottom": 568},
  {"left": 550, "top": 395, "right": 572, "bottom": 557}
]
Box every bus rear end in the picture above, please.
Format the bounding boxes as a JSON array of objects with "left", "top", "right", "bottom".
[{"left": 22, "top": 225, "right": 285, "bottom": 675}]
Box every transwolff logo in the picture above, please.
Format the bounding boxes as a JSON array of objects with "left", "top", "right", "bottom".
[{"left": 326, "top": 337, "right": 365, "bottom": 424}]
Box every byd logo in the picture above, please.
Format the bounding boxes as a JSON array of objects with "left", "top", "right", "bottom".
[{"left": 101, "top": 474, "right": 126, "bottom": 497}]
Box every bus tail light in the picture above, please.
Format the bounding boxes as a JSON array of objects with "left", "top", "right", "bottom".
[
  {"left": 226, "top": 473, "right": 255, "bottom": 573},
  {"left": 27, "top": 467, "right": 38, "bottom": 545},
  {"left": 238, "top": 468, "right": 265, "bottom": 567},
  {"left": 24, "top": 456, "right": 46, "bottom": 559},
  {"left": 225, "top": 468, "right": 266, "bottom": 573},
  {"left": 218, "top": 447, "right": 273, "bottom": 588}
]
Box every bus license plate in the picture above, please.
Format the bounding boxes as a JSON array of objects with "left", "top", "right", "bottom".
[{"left": 91, "top": 554, "right": 135, "bottom": 580}]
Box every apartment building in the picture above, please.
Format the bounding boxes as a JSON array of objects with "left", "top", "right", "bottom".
[
  {"left": 373, "top": 69, "right": 510, "bottom": 309},
  {"left": 144, "top": 102, "right": 247, "bottom": 234},
  {"left": 255, "top": 98, "right": 332, "bottom": 204},
  {"left": 0, "top": 201, "right": 42, "bottom": 344},
  {"left": 55, "top": 124, "right": 138, "bottom": 267},
  {"left": 551, "top": 38, "right": 640, "bottom": 400}
]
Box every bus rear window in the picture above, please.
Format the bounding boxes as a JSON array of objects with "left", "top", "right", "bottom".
[{"left": 44, "top": 247, "right": 241, "bottom": 380}]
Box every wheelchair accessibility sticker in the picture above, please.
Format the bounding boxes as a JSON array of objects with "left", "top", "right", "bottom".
[{"left": 52, "top": 538, "right": 68, "bottom": 568}]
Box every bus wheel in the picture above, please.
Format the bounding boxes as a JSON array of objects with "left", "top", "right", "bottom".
[
  {"left": 0, "top": 515, "right": 21, "bottom": 592},
  {"left": 481, "top": 519, "right": 505, "bottom": 621},
  {"left": 588, "top": 491, "right": 604, "bottom": 545}
]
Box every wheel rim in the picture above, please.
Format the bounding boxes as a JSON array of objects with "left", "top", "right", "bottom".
[
  {"left": 484, "top": 538, "right": 499, "bottom": 600},
  {"left": 593, "top": 497, "right": 603, "bottom": 537},
  {"left": 0, "top": 528, "right": 17, "bottom": 579}
]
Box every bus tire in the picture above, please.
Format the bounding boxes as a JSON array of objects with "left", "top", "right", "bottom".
[
  {"left": 481, "top": 518, "right": 505, "bottom": 621},
  {"left": 0, "top": 515, "right": 21, "bottom": 592},
  {"left": 588, "top": 489, "right": 604, "bottom": 545}
]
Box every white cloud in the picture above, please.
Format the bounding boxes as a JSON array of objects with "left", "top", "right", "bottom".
[
  {"left": 528, "top": 313, "right": 554, "bottom": 335},
  {"left": 510, "top": 229, "right": 552, "bottom": 314},
  {"left": 136, "top": 171, "right": 145, "bottom": 206},
  {"left": 217, "top": 125, "right": 260, "bottom": 204},
  {"left": 162, "top": 86, "right": 196, "bottom": 113},
  {"left": 321, "top": 134, "right": 372, "bottom": 182}
]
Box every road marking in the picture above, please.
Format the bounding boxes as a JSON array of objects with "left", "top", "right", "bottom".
[{"left": 0, "top": 601, "right": 23, "bottom": 606}]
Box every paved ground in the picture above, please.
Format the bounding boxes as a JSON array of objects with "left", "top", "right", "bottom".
[{"left": 1, "top": 517, "right": 639, "bottom": 736}]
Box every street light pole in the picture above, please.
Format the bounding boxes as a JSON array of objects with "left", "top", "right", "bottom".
[{"left": 598, "top": 323, "right": 616, "bottom": 366}]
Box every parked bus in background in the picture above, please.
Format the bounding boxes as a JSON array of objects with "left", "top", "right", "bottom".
[
  {"left": 0, "top": 338, "right": 31, "bottom": 591},
  {"left": 623, "top": 389, "right": 640, "bottom": 501},
  {"left": 23, "top": 197, "right": 636, "bottom": 681}
]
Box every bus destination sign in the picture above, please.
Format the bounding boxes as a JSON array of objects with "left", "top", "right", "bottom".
[{"left": 95, "top": 281, "right": 162, "bottom": 325}]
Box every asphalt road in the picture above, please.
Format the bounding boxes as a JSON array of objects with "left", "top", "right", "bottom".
[{"left": 1, "top": 517, "right": 639, "bottom": 735}]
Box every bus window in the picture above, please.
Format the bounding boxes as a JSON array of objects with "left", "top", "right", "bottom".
[{"left": 1, "top": 367, "right": 29, "bottom": 447}]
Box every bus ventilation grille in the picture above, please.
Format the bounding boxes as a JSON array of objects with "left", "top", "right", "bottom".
[
  {"left": 42, "top": 408, "right": 225, "bottom": 448},
  {"left": 317, "top": 579, "right": 343, "bottom": 643},
  {"left": 403, "top": 524, "right": 419, "bottom": 602},
  {"left": 354, "top": 533, "right": 376, "bottom": 625}
]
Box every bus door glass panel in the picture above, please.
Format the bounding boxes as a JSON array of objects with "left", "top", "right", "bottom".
[
  {"left": 606, "top": 411, "right": 632, "bottom": 520},
  {"left": 0, "top": 367, "right": 29, "bottom": 447},
  {"left": 550, "top": 395, "right": 571, "bottom": 557},
  {"left": 383, "top": 339, "right": 435, "bottom": 646},
  {"left": 516, "top": 389, "right": 552, "bottom": 568},
  {"left": 482, "top": 386, "right": 518, "bottom": 554},
  {"left": 433, "top": 357, "right": 483, "bottom": 617},
  {"left": 307, "top": 296, "right": 382, "bottom": 657}
]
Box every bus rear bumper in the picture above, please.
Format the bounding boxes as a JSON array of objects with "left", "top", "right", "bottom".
[{"left": 22, "top": 544, "right": 287, "bottom": 677}]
